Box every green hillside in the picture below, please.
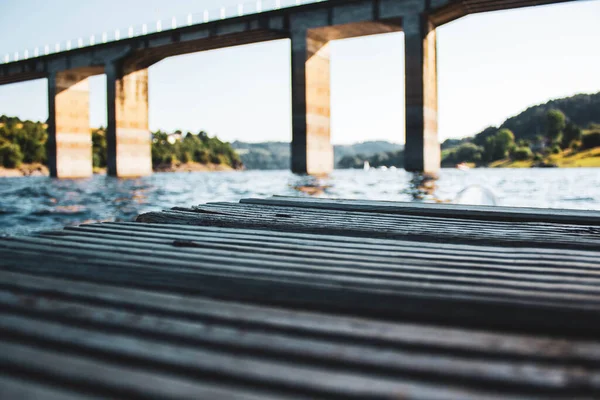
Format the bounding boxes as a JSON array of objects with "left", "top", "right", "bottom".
[
  {"left": 441, "top": 91, "right": 600, "bottom": 168},
  {"left": 500, "top": 92, "right": 600, "bottom": 141}
]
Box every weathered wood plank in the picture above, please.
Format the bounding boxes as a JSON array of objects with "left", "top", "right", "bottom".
[
  {"left": 3, "top": 272, "right": 600, "bottom": 393},
  {"left": 3, "top": 196, "right": 600, "bottom": 398},
  {"left": 3, "top": 310, "right": 590, "bottom": 394},
  {"left": 95, "top": 222, "right": 600, "bottom": 260},
  {"left": 5, "top": 235, "right": 600, "bottom": 300},
  {"left": 241, "top": 196, "right": 600, "bottom": 225},
  {"left": 41, "top": 230, "right": 600, "bottom": 288},
  {"left": 4, "top": 269, "right": 598, "bottom": 364},
  {"left": 137, "top": 203, "right": 600, "bottom": 249},
  {"left": 0, "top": 375, "right": 104, "bottom": 400},
  {"left": 0, "top": 339, "right": 290, "bottom": 400},
  {"left": 63, "top": 224, "right": 600, "bottom": 265},
  {"left": 4, "top": 244, "right": 600, "bottom": 337}
]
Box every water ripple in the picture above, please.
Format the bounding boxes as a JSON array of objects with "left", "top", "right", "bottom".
[{"left": 1, "top": 168, "right": 599, "bottom": 236}]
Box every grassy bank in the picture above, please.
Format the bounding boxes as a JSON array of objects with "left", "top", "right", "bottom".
[
  {"left": 0, "top": 161, "right": 237, "bottom": 178},
  {"left": 489, "top": 147, "right": 600, "bottom": 168}
]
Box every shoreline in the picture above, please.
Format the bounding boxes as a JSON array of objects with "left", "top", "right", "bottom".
[
  {"left": 2, "top": 156, "right": 599, "bottom": 178},
  {"left": 0, "top": 162, "right": 241, "bottom": 178},
  {"left": 0, "top": 163, "right": 49, "bottom": 178}
]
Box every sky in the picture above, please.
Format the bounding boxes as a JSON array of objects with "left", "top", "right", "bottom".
[{"left": 0, "top": 0, "right": 599, "bottom": 145}]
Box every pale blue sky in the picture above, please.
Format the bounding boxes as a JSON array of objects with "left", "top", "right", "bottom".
[{"left": 0, "top": 0, "right": 599, "bottom": 144}]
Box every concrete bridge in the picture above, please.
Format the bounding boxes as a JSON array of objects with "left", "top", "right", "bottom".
[{"left": 0, "top": 0, "right": 575, "bottom": 178}]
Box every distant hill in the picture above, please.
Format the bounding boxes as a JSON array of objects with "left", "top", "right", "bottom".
[
  {"left": 439, "top": 91, "right": 600, "bottom": 168},
  {"left": 499, "top": 92, "right": 600, "bottom": 141},
  {"left": 231, "top": 142, "right": 290, "bottom": 170},
  {"left": 232, "top": 140, "right": 403, "bottom": 170},
  {"left": 334, "top": 141, "right": 404, "bottom": 163},
  {"left": 335, "top": 92, "right": 600, "bottom": 169}
]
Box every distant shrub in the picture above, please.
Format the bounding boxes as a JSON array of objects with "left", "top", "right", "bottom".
[
  {"left": 0, "top": 143, "right": 23, "bottom": 168},
  {"left": 561, "top": 122, "right": 583, "bottom": 149},
  {"left": 210, "top": 153, "right": 221, "bottom": 164},
  {"left": 455, "top": 143, "right": 483, "bottom": 163},
  {"left": 582, "top": 131, "right": 600, "bottom": 150},
  {"left": 512, "top": 146, "right": 533, "bottom": 161},
  {"left": 181, "top": 151, "right": 192, "bottom": 164},
  {"left": 570, "top": 140, "right": 582, "bottom": 152},
  {"left": 551, "top": 145, "right": 561, "bottom": 154},
  {"left": 588, "top": 123, "right": 600, "bottom": 130},
  {"left": 546, "top": 109, "right": 566, "bottom": 143},
  {"left": 533, "top": 153, "right": 543, "bottom": 162}
]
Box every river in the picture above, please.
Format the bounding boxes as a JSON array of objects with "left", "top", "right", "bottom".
[{"left": 1, "top": 168, "right": 599, "bottom": 236}]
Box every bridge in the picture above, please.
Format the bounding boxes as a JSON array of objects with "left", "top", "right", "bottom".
[{"left": 0, "top": 0, "right": 576, "bottom": 178}]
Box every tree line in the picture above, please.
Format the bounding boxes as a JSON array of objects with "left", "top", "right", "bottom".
[
  {"left": 148, "top": 130, "right": 241, "bottom": 169},
  {"left": 0, "top": 116, "right": 47, "bottom": 168},
  {"left": 0, "top": 115, "right": 241, "bottom": 170}
]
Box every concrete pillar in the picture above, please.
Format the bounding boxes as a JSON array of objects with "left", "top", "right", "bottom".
[
  {"left": 47, "top": 71, "right": 93, "bottom": 178},
  {"left": 404, "top": 14, "right": 440, "bottom": 174},
  {"left": 106, "top": 62, "right": 152, "bottom": 177},
  {"left": 290, "top": 31, "right": 334, "bottom": 175}
]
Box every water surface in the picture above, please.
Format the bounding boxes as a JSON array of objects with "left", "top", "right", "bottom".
[{"left": 1, "top": 168, "right": 599, "bottom": 236}]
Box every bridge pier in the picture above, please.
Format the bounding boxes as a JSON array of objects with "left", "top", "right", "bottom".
[
  {"left": 47, "top": 70, "right": 94, "bottom": 178},
  {"left": 290, "top": 31, "right": 334, "bottom": 175},
  {"left": 404, "top": 15, "right": 440, "bottom": 175},
  {"left": 105, "top": 63, "right": 152, "bottom": 178}
]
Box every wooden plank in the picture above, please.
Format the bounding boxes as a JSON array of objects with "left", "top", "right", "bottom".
[
  {"left": 136, "top": 204, "right": 600, "bottom": 250},
  {"left": 0, "top": 339, "right": 290, "bottom": 400},
  {"left": 0, "top": 375, "right": 104, "bottom": 400},
  {"left": 4, "top": 196, "right": 600, "bottom": 398},
  {"left": 5, "top": 235, "right": 600, "bottom": 301},
  {"left": 73, "top": 222, "right": 600, "bottom": 260},
  {"left": 95, "top": 222, "right": 600, "bottom": 260},
  {"left": 203, "top": 202, "right": 600, "bottom": 239},
  {"left": 241, "top": 196, "right": 600, "bottom": 225},
  {"left": 64, "top": 223, "right": 598, "bottom": 267},
  {"left": 4, "top": 244, "right": 600, "bottom": 337},
  {"left": 44, "top": 230, "right": 600, "bottom": 288},
  {"left": 3, "top": 273, "right": 600, "bottom": 394},
  {"left": 55, "top": 225, "right": 600, "bottom": 284},
  {"left": 2, "top": 310, "right": 590, "bottom": 393},
  {"left": 4, "top": 269, "right": 599, "bottom": 364}
]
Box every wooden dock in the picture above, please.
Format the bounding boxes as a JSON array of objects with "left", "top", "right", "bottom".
[{"left": 1, "top": 196, "right": 600, "bottom": 399}]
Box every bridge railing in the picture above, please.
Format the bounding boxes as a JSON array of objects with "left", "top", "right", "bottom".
[{"left": 2, "top": 0, "right": 325, "bottom": 65}]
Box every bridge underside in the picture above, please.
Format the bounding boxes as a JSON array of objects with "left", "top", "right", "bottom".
[
  {"left": 431, "top": 0, "right": 574, "bottom": 26},
  {"left": 0, "top": 0, "right": 580, "bottom": 177}
]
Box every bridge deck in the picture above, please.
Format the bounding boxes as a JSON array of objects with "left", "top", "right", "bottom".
[{"left": 1, "top": 197, "right": 600, "bottom": 399}]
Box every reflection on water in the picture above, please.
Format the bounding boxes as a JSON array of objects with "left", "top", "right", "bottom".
[
  {"left": 406, "top": 174, "right": 439, "bottom": 201},
  {"left": 1, "top": 168, "right": 599, "bottom": 236}
]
